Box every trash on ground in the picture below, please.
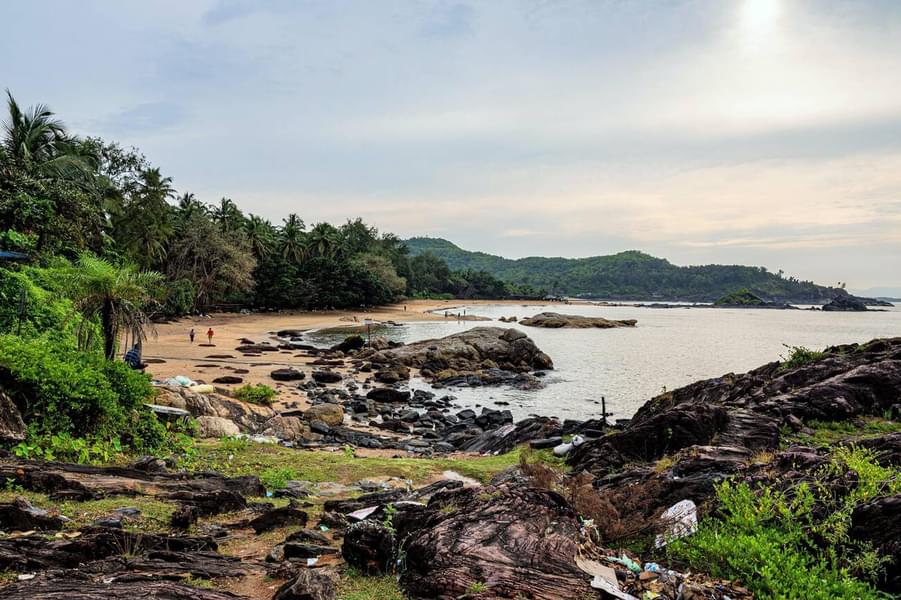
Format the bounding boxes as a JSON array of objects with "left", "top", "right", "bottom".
[{"left": 654, "top": 499, "right": 698, "bottom": 548}]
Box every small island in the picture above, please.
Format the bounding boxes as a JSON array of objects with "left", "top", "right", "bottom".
[
  {"left": 519, "top": 312, "right": 637, "bottom": 328},
  {"left": 822, "top": 296, "right": 868, "bottom": 311},
  {"left": 712, "top": 289, "right": 796, "bottom": 309}
]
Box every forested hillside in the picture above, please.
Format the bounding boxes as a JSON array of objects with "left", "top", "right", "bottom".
[{"left": 406, "top": 237, "right": 846, "bottom": 302}]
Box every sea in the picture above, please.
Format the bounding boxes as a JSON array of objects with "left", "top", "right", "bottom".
[{"left": 309, "top": 302, "right": 901, "bottom": 422}]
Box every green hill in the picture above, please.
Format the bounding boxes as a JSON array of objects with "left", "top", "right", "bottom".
[{"left": 404, "top": 237, "right": 843, "bottom": 302}]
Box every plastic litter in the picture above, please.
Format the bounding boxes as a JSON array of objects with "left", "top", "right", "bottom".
[
  {"left": 643, "top": 562, "right": 660, "bottom": 572},
  {"left": 188, "top": 383, "right": 214, "bottom": 394},
  {"left": 552, "top": 441, "right": 572, "bottom": 456},
  {"left": 348, "top": 506, "right": 379, "bottom": 521},
  {"left": 654, "top": 499, "right": 698, "bottom": 548},
  {"left": 608, "top": 555, "right": 642, "bottom": 574},
  {"left": 306, "top": 557, "right": 319, "bottom": 567},
  {"left": 319, "top": 524, "right": 330, "bottom": 532}
]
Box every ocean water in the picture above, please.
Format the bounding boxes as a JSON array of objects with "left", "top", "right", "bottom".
[{"left": 310, "top": 303, "right": 901, "bottom": 422}]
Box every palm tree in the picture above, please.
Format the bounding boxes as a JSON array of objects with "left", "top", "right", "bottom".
[
  {"left": 305, "top": 222, "right": 340, "bottom": 258},
  {"left": 176, "top": 192, "right": 207, "bottom": 222},
  {"left": 67, "top": 254, "right": 163, "bottom": 360},
  {"left": 2, "top": 90, "right": 96, "bottom": 181},
  {"left": 244, "top": 214, "right": 275, "bottom": 259},
  {"left": 280, "top": 213, "right": 306, "bottom": 263},
  {"left": 212, "top": 197, "right": 243, "bottom": 232}
]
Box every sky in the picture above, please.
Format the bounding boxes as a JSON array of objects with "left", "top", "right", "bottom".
[{"left": 3, "top": 0, "right": 901, "bottom": 293}]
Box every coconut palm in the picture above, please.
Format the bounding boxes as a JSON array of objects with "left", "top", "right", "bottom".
[
  {"left": 212, "top": 197, "right": 243, "bottom": 232},
  {"left": 280, "top": 213, "right": 306, "bottom": 263},
  {"left": 305, "top": 222, "right": 340, "bottom": 258},
  {"left": 244, "top": 214, "right": 275, "bottom": 259},
  {"left": 176, "top": 192, "right": 207, "bottom": 222},
  {"left": 1, "top": 90, "right": 95, "bottom": 180},
  {"left": 67, "top": 254, "right": 163, "bottom": 360}
]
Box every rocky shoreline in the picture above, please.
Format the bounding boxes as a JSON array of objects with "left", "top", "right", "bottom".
[{"left": 2, "top": 334, "right": 900, "bottom": 599}]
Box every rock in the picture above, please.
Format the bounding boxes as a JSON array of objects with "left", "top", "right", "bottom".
[
  {"left": 309, "top": 420, "right": 332, "bottom": 435},
  {"left": 248, "top": 504, "right": 309, "bottom": 534},
  {"left": 332, "top": 335, "right": 365, "bottom": 353},
  {"left": 196, "top": 416, "right": 241, "bottom": 438},
  {"left": 366, "top": 388, "right": 411, "bottom": 403},
  {"left": 304, "top": 403, "right": 344, "bottom": 427},
  {"left": 367, "top": 327, "right": 553, "bottom": 383},
  {"left": 273, "top": 570, "right": 338, "bottom": 600},
  {"left": 0, "top": 390, "right": 26, "bottom": 443},
  {"left": 211, "top": 376, "right": 243, "bottom": 384},
  {"left": 519, "top": 312, "right": 637, "bottom": 329},
  {"left": 155, "top": 386, "right": 277, "bottom": 434},
  {"left": 271, "top": 368, "right": 306, "bottom": 381},
  {"left": 283, "top": 542, "right": 339, "bottom": 559},
  {"left": 236, "top": 344, "right": 279, "bottom": 353},
  {"left": 342, "top": 520, "right": 394, "bottom": 574},
  {"left": 0, "top": 497, "right": 64, "bottom": 531},
  {"left": 397, "top": 482, "right": 595, "bottom": 599},
  {"left": 312, "top": 370, "right": 342, "bottom": 384},
  {"left": 851, "top": 493, "right": 901, "bottom": 593},
  {"left": 263, "top": 416, "right": 307, "bottom": 441},
  {"left": 374, "top": 365, "right": 410, "bottom": 384},
  {"left": 822, "top": 296, "right": 868, "bottom": 311}
]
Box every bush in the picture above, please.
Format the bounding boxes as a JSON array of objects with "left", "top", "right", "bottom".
[
  {"left": 259, "top": 466, "right": 298, "bottom": 490},
  {"left": 0, "top": 335, "right": 151, "bottom": 438},
  {"left": 162, "top": 278, "right": 195, "bottom": 317},
  {"left": 668, "top": 447, "right": 897, "bottom": 599},
  {"left": 0, "top": 267, "right": 78, "bottom": 338},
  {"left": 780, "top": 344, "right": 827, "bottom": 369},
  {"left": 233, "top": 383, "right": 277, "bottom": 405}
]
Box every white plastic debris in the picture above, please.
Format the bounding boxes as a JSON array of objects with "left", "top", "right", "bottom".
[
  {"left": 578, "top": 558, "right": 638, "bottom": 600},
  {"left": 348, "top": 506, "right": 379, "bottom": 521},
  {"left": 654, "top": 499, "right": 698, "bottom": 548},
  {"left": 552, "top": 442, "right": 572, "bottom": 456},
  {"left": 17, "top": 574, "right": 35, "bottom": 581},
  {"left": 306, "top": 557, "right": 319, "bottom": 567}
]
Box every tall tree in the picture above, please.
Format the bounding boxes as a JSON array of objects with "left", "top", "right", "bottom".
[
  {"left": 66, "top": 254, "right": 163, "bottom": 359},
  {"left": 280, "top": 213, "right": 306, "bottom": 263}
]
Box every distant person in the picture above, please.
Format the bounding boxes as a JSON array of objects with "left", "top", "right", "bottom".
[
  {"left": 189, "top": 328, "right": 195, "bottom": 344},
  {"left": 404, "top": 305, "right": 407, "bottom": 312},
  {"left": 124, "top": 343, "right": 145, "bottom": 370},
  {"left": 206, "top": 328, "right": 214, "bottom": 344}
]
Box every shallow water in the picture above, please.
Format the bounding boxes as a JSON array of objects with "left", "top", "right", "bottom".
[{"left": 310, "top": 303, "right": 901, "bottom": 422}]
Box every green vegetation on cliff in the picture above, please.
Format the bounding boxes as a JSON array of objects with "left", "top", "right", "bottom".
[{"left": 406, "top": 237, "right": 844, "bottom": 302}]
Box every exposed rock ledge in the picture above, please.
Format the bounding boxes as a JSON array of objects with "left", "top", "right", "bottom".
[
  {"left": 519, "top": 311, "right": 637, "bottom": 328},
  {"left": 363, "top": 326, "right": 553, "bottom": 383}
]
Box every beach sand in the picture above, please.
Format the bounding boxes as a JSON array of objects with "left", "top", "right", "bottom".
[{"left": 141, "top": 298, "right": 542, "bottom": 409}]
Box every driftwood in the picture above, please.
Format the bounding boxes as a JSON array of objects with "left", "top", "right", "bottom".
[
  {"left": 0, "top": 454, "right": 263, "bottom": 512},
  {"left": 0, "top": 576, "right": 247, "bottom": 599}
]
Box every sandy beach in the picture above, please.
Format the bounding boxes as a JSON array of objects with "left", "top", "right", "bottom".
[{"left": 141, "top": 298, "right": 549, "bottom": 409}]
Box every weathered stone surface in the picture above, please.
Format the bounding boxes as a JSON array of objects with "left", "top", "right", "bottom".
[
  {"left": 365, "top": 388, "right": 411, "bottom": 403},
  {"left": 0, "top": 496, "right": 64, "bottom": 531},
  {"left": 273, "top": 570, "right": 338, "bottom": 600},
  {"left": 312, "top": 370, "right": 342, "bottom": 384},
  {"left": 396, "top": 483, "right": 594, "bottom": 599},
  {"left": 196, "top": 415, "right": 241, "bottom": 438},
  {"left": 211, "top": 375, "right": 243, "bottom": 384},
  {"left": 822, "top": 296, "right": 868, "bottom": 311},
  {"left": 520, "top": 311, "right": 637, "bottom": 328},
  {"left": 342, "top": 520, "right": 394, "bottom": 574},
  {"left": 271, "top": 367, "right": 306, "bottom": 381},
  {"left": 155, "top": 386, "right": 277, "bottom": 433},
  {"left": 247, "top": 504, "right": 309, "bottom": 534},
  {"left": 304, "top": 403, "right": 344, "bottom": 427},
  {"left": 263, "top": 415, "right": 307, "bottom": 440},
  {"left": 366, "top": 327, "right": 553, "bottom": 383},
  {"left": 851, "top": 493, "right": 901, "bottom": 593},
  {"left": 0, "top": 390, "right": 26, "bottom": 443}
]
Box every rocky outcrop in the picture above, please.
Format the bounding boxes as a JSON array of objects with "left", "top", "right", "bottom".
[
  {"left": 304, "top": 403, "right": 344, "bottom": 427},
  {"left": 822, "top": 296, "right": 868, "bottom": 311},
  {"left": 196, "top": 416, "right": 241, "bottom": 438},
  {"left": 519, "top": 312, "right": 637, "bottom": 328},
  {"left": 396, "top": 483, "right": 595, "bottom": 599},
  {"left": 569, "top": 338, "right": 901, "bottom": 475},
  {"left": 851, "top": 494, "right": 901, "bottom": 593},
  {"left": 365, "top": 327, "right": 552, "bottom": 383},
  {"left": 154, "top": 386, "right": 277, "bottom": 434}
]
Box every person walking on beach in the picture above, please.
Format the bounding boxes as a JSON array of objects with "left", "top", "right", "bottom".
[
  {"left": 189, "top": 328, "right": 195, "bottom": 344},
  {"left": 206, "top": 328, "right": 214, "bottom": 344}
]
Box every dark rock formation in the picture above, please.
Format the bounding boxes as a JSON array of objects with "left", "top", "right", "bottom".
[
  {"left": 520, "top": 311, "right": 637, "bottom": 328},
  {"left": 247, "top": 504, "right": 309, "bottom": 534},
  {"left": 0, "top": 496, "right": 64, "bottom": 531},
  {"left": 342, "top": 520, "right": 394, "bottom": 574},
  {"left": 851, "top": 494, "right": 901, "bottom": 593},
  {"left": 365, "top": 327, "right": 553, "bottom": 383},
  {"left": 0, "top": 389, "right": 26, "bottom": 442},
  {"left": 396, "top": 483, "right": 595, "bottom": 599},
  {"left": 312, "top": 370, "right": 342, "bottom": 384},
  {"left": 822, "top": 296, "right": 868, "bottom": 311},
  {"left": 0, "top": 578, "right": 245, "bottom": 600},
  {"left": 211, "top": 375, "right": 243, "bottom": 384},
  {"left": 273, "top": 570, "right": 338, "bottom": 600},
  {"left": 271, "top": 368, "right": 306, "bottom": 381}
]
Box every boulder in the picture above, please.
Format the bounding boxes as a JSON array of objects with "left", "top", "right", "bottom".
[
  {"left": 396, "top": 483, "right": 595, "bottom": 599},
  {"left": 304, "top": 403, "right": 344, "bottom": 427},
  {"left": 822, "top": 296, "right": 868, "bottom": 311},
  {"left": 366, "top": 388, "right": 411, "bottom": 403},
  {"left": 520, "top": 311, "right": 637, "bottom": 328},
  {"left": 312, "top": 370, "right": 342, "bottom": 384},
  {"left": 0, "top": 390, "right": 26, "bottom": 443},
  {"left": 271, "top": 368, "right": 306, "bottom": 381},
  {"left": 155, "top": 386, "right": 277, "bottom": 433},
  {"left": 332, "top": 335, "right": 365, "bottom": 353},
  {"left": 342, "top": 520, "right": 395, "bottom": 574},
  {"left": 373, "top": 364, "right": 410, "bottom": 384},
  {"left": 211, "top": 376, "right": 243, "bottom": 384},
  {"left": 263, "top": 416, "right": 307, "bottom": 441},
  {"left": 196, "top": 416, "right": 241, "bottom": 438},
  {"left": 368, "top": 327, "right": 552, "bottom": 383},
  {"left": 273, "top": 570, "right": 338, "bottom": 600},
  {"left": 0, "top": 496, "right": 64, "bottom": 531}
]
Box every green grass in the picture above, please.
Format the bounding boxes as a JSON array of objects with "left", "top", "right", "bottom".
[
  {"left": 780, "top": 344, "right": 828, "bottom": 370},
  {"left": 790, "top": 417, "right": 901, "bottom": 446},
  {"left": 339, "top": 568, "right": 404, "bottom": 600},
  {"left": 0, "top": 487, "right": 175, "bottom": 531},
  {"left": 185, "top": 441, "right": 561, "bottom": 486}
]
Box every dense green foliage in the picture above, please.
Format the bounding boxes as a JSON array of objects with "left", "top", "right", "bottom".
[
  {"left": 780, "top": 344, "right": 828, "bottom": 369},
  {"left": 669, "top": 446, "right": 898, "bottom": 599},
  {"left": 713, "top": 288, "right": 768, "bottom": 306},
  {"left": 232, "top": 383, "right": 277, "bottom": 405},
  {"left": 406, "top": 237, "right": 845, "bottom": 302}
]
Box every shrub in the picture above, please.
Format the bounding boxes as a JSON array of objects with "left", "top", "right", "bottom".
[
  {"left": 233, "top": 383, "right": 277, "bottom": 405},
  {"left": 780, "top": 344, "right": 827, "bottom": 370},
  {"left": 259, "top": 466, "right": 298, "bottom": 490},
  {"left": 668, "top": 446, "right": 898, "bottom": 599},
  {"left": 162, "top": 279, "right": 195, "bottom": 317}
]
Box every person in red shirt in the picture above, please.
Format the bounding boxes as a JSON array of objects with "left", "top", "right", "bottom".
[{"left": 206, "top": 328, "right": 214, "bottom": 344}]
